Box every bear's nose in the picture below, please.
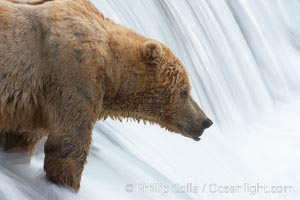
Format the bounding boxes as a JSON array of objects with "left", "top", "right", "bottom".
[{"left": 202, "top": 119, "right": 213, "bottom": 129}]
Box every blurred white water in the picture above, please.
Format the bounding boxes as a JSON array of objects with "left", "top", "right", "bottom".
[{"left": 1, "top": 0, "right": 300, "bottom": 199}]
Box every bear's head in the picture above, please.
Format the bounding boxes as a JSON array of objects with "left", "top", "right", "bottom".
[{"left": 102, "top": 40, "right": 212, "bottom": 141}]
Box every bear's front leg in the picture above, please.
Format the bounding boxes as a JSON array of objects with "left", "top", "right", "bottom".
[{"left": 44, "top": 123, "right": 92, "bottom": 191}]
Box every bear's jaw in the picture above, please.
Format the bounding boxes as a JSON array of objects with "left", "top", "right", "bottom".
[
  {"left": 99, "top": 109, "right": 203, "bottom": 141},
  {"left": 162, "top": 123, "right": 203, "bottom": 141}
]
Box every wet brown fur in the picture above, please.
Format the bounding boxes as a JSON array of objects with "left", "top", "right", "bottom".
[
  {"left": 6, "top": 0, "right": 53, "bottom": 5},
  {"left": 0, "top": 0, "right": 210, "bottom": 191}
]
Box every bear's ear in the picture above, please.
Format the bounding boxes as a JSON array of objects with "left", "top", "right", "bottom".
[{"left": 140, "top": 40, "right": 164, "bottom": 65}]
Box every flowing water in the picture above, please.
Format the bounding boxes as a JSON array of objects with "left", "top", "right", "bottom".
[{"left": 0, "top": 0, "right": 300, "bottom": 199}]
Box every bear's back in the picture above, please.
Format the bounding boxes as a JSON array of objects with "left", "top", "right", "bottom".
[{"left": 0, "top": 0, "right": 108, "bottom": 130}]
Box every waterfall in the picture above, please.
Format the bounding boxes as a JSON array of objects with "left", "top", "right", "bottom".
[{"left": 0, "top": 0, "right": 299, "bottom": 200}]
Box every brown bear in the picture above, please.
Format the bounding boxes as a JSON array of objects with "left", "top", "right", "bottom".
[{"left": 0, "top": 0, "right": 212, "bottom": 191}]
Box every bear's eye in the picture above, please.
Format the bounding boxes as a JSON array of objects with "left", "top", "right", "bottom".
[{"left": 180, "top": 90, "right": 188, "bottom": 99}]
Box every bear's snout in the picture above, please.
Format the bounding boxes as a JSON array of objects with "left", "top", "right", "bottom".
[
  {"left": 176, "top": 98, "right": 213, "bottom": 141},
  {"left": 202, "top": 119, "right": 213, "bottom": 129},
  {"left": 192, "top": 118, "right": 213, "bottom": 141},
  {"left": 176, "top": 117, "right": 212, "bottom": 141}
]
